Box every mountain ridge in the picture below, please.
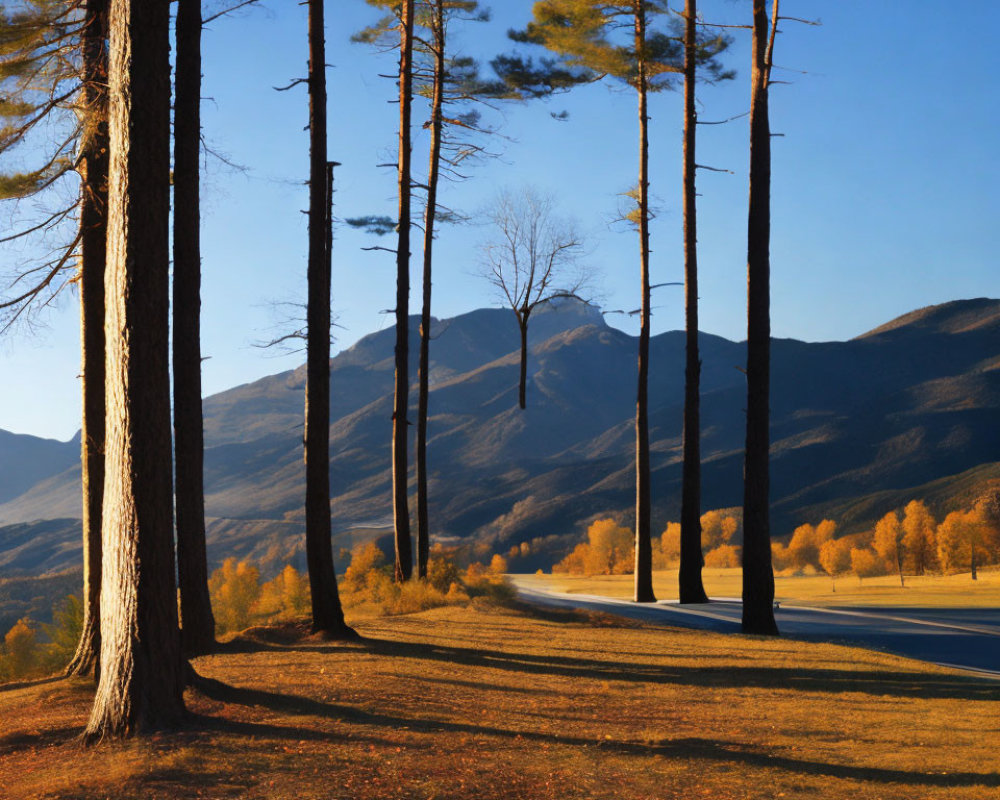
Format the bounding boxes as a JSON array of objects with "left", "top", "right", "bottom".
[{"left": 1, "top": 296, "right": 998, "bottom": 576}]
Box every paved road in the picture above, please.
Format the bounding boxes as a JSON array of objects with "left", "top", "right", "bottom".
[{"left": 512, "top": 581, "right": 1000, "bottom": 677}]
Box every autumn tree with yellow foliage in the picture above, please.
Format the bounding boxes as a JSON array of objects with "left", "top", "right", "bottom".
[
  {"left": 208, "top": 558, "right": 262, "bottom": 634},
  {"left": 818, "top": 538, "right": 851, "bottom": 592},
  {"left": 555, "top": 518, "right": 633, "bottom": 575},
  {"left": 872, "top": 510, "right": 905, "bottom": 587},
  {"left": 901, "top": 500, "right": 939, "bottom": 574},
  {"left": 936, "top": 503, "right": 999, "bottom": 580}
]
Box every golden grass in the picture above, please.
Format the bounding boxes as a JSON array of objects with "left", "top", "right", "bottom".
[
  {"left": 522, "top": 566, "right": 1000, "bottom": 608},
  {"left": 1, "top": 603, "right": 998, "bottom": 799}
]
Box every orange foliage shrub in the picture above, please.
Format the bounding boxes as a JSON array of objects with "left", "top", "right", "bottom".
[
  {"left": 656, "top": 522, "right": 681, "bottom": 569},
  {"left": 849, "top": 547, "right": 882, "bottom": 582},
  {"left": 209, "top": 558, "right": 262, "bottom": 634},
  {"left": 554, "top": 518, "right": 632, "bottom": 575},
  {"left": 788, "top": 520, "right": 836, "bottom": 573},
  {"left": 257, "top": 564, "right": 311, "bottom": 620},
  {"left": 704, "top": 543, "right": 740, "bottom": 568},
  {"left": 902, "top": 500, "right": 939, "bottom": 574},
  {"left": 818, "top": 538, "right": 852, "bottom": 590},
  {"left": 1, "top": 618, "right": 41, "bottom": 681}
]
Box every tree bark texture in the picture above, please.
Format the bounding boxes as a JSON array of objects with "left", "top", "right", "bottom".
[
  {"left": 416, "top": 0, "right": 445, "bottom": 580},
  {"left": 173, "top": 0, "right": 216, "bottom": 657},
  {"left": 632, "top": 3, "right": 655, "bottom": 604},
  {"left": 66, "top": 0, "right": 108, "bottom": 679},
  {"left": 678, "top": 0, "right": 708, "bottom": 605},
  {"left": 84, "top": 0, "right": 185, "bottom": 739},
  {"left": 741, "top": 0, "right": 778, "bottom": 635},
  {"left": 304, "top": 0, "right": 352, "bottom": 636},
  {"left": 392, "top": 0, "right": 415, "bottom": 583}
]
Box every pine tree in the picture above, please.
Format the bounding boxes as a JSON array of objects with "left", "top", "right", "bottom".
[
  {"left": 353, "top": 0, "right": 505, "bottom": 579},
  {"left": 172, "top": 0, "right": 216, "bottom": 657},
  {"left": 0, "top": 0, "right": 109, "bottom": 678},
  {"left": 65, "top": 0, "right": 109, "bottom": 679},
  {"left": 84, "top": 0, "right": 185, "bottom": 739},
  {"left": 741, "top": 0, "right": 780, "bottom": 635},
  {"left": 508, "top": 0, "right": 728, "bottom": 603},
  {"left": 678, "top": 0, "right": 732, "bottom": 605},
  {"left": 303, "top": 0, "right": 354, "bottom": 635}
]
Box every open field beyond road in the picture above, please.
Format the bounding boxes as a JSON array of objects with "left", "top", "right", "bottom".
[
  {"left": 2, "top": 603, "right": 998, "bottom": 799},
  {"left": 518, "top": 567, "right": 1000, "bottom": 608}
]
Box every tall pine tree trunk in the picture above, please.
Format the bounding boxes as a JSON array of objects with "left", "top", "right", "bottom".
[
  {"left": 678, "top": 0, "right": 709, "bottom": 605},
  {"left": 173, "top": 0, "right": 216, "bottom": 657},
  {"left": 66, "top": 0, "right": 108, "bottom": 679},
  {"left": 304, "top": 0, "right": 353, "bottom": 637},
  {"left": 741, "top": 0, "right": 779, "bottom": 635},
  {"left": 632, "top": 3, "right": 655, "bottom": 604},
  {"left": 84, "top": 0, "right": 184, "bottom": 739},
  {"left": 416, "top": 0, "right": 445, "bottom": 581},
  {"left": 393, "top": 0, "right": 415, "bottom": 583}
]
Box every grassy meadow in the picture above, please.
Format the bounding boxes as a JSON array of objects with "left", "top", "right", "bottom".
[
  {"left": 519, "top": 566, "right": 1000, "bottom": 608},
  {"left": 1, "top": 602, "right": 998, "bottom": 799}
]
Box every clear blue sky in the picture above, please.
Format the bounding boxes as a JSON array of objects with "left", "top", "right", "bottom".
[{"left": 1, "top": 0, "right": 997, "bottom": 440}]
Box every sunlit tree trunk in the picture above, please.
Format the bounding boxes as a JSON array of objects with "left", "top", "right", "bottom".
[
  {"left": 173, "top": 0, "right": 216, "bottom": 657},
  {"left": 66, "top": 0, "right": 108, "bottom": 680},
  {"left": 678, "top": 0, "right": 709, "bottom": 605},
  {"left": 741, "top": 0, "right": 779, "bottom": 635},
  {"left": 416, "top": 0, "right": 445, "bottom": 580},
  {"left": 84, "top": 0, "right": 185, "bottom": 739},
  {"left": 304, "top": 0, "right": 353, "bottom": 636},
  {"left": 632, "top": 1, "right": 655, "bottom": 604},
  {"left": 393, "top": 0, "right": 415, "bottom": 583}
]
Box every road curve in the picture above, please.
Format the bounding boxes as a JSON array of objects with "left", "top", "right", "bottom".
[{"left": 512, "top": 580, "right": 1000, "bottom": 677}]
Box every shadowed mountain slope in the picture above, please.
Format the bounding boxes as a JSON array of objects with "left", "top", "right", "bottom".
[{"left": 1, "top": 297, "right": 998, "bottom": 575}]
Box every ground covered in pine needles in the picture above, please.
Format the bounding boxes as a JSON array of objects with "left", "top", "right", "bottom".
[{"left": 1, "top": 601, "right": 998, "bottom": 799}]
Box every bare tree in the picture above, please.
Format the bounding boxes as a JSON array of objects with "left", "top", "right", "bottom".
[{"left": 480, "top": 186, "right": 590, "bottom": 410}]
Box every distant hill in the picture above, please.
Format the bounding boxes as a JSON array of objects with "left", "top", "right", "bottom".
[{"left": 1, "top": 297, "right": 998, "bottom": 576}]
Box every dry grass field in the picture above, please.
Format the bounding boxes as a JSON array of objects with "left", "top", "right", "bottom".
[
  {"left": 1, "top": 601, "right": 998, "bottom": 799},
  {"left": 520, "top": 566, "right": 1000, "bottom": 608}
]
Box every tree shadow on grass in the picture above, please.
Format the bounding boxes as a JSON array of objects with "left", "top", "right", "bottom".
[
  {"left": 0, "top": 674, "right": 65, "bottom": 694},
  {"left": 0, "top": 725, "right": 80, "bottom": 754},
  {"left": 272, "top": 634, "right": 1000, "bottom": 702},
  {"left": 190, "top": 673, "right": 1000, "bottom": 790}
]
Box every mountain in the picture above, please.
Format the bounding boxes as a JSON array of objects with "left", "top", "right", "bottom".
[{"left": 1, "top": 297, "right": 998, "bottom": 576}]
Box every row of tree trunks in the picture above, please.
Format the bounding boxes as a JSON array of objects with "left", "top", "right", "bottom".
[
  {"left": 76, "top": 0, "right": 363, "bottom": 738},
  {"left": 65, "top": 0, "right": 108, "bottom": 679},
  {"left": 416, "top": 0, "right": 446, "bottom": 581},
  {"left": 392, "top": 0, "right": 415, "bottom": 583},
  {"left": 741, "top": 0, "right": 779, "bottom": 636}
]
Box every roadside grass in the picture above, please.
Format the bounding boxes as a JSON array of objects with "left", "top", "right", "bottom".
[
  {"left": 521, "top": 566, "right": 1000, "bottom": 608},
  {"left": 1, "top": 604, "right": 998, "bottom": 799}
]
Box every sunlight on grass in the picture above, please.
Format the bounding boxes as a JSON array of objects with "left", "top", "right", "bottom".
[{"left": 0, "top": 605, "right": 997, "bottom": 799}]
